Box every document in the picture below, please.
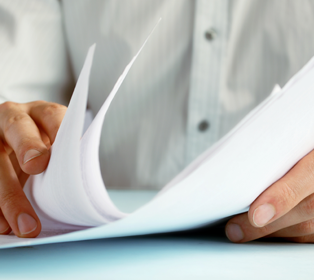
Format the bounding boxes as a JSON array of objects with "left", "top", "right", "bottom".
[{"left": 1, "top": 22, "right": 314, "bottom": 248}]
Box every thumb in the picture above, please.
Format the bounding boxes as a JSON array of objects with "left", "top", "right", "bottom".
[{"left": 248, "top": 150, "right": 314, "bottom": 227}]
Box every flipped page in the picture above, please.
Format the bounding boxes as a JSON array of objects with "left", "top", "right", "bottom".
[{"left": 1, "top": 33, "right": 314, "bottom": 249}]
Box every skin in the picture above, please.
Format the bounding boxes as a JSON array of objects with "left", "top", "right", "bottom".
[
  {"left": 0, "top": 101, "right": 66, "bottom": 238},
  {"left": 225, "top": 149, "right": 314, "bottom": 243},
  {"left": 0, "top": 100, "right": 314, "bottom": 242}
]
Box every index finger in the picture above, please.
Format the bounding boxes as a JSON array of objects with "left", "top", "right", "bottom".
[
  {"left": 0, "top": 102, "right": 50, "bottom": 175},
  {"left": 29, "top": 101, "right": 67, "bottom": 145}
]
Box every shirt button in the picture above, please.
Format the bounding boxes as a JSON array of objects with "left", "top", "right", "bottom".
[
  {"left": 198, "top": 120, "right": 210, "bottom": 132},
  {"left": 204, "top": 28, "right": 217, "bottom": 41}
]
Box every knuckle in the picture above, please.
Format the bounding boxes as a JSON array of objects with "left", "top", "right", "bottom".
[
  {"left": 3, "top": 113, "right": 29, "bottom": 133},
  {"left": 0, "top": 189, "right": 24, "bottom": 209},
  {"left": 276, "top": 180, "right": 299, "bottom": 207},
  {"left": 0, "top": 101, "right": 16, "bottom": 112},
  {"left": 41, "top": 103, "right": 66, "bottom": 118}
]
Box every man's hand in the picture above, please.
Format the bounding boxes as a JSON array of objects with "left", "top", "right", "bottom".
[
  {"left": 0, "top": 101, "right": 66, "bottom": 238},
  {"left": 226, "top": 149, "right": 314, "bottom": 243}
]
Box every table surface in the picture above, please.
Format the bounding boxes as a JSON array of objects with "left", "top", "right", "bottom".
[{"left": 1, "top": 190, "right": 313, "bottom": 280}]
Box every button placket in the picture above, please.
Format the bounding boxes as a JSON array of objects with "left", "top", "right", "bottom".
[{"left": 186, "top": 0, "right": 229, "bottom": 165}]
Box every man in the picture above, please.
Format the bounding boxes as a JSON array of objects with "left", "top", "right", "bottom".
[{"left": 1, "top": 0, "right": 314, "bottom": 242}]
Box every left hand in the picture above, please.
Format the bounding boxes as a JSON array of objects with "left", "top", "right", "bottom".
[{"left": 225, "top": 149, "right": 314, "bottom": 243}]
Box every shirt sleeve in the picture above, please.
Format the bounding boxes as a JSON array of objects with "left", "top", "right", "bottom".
[{"left": 0, "top": 0, "right": 74, "bottom": 105}]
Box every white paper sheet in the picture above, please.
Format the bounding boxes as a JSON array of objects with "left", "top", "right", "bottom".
[
  {"left": 1, "top": 21, "right": 314, "bottom": 248},
  {"left": 26, "top": 20, "right": 162, "bottom": 227}
]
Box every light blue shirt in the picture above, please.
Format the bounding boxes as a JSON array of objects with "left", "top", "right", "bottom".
[{"left": 1, "top": 0, "right": 314, "bottom": 189}]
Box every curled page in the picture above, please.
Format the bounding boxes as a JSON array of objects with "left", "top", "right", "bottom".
[
  {"left": 27, "top": 20, "right": 161, "bottom": 227},
  {"left": 29, "top": 45, "right": 106, "bottom": 226},
  {"left": 78, "top": 24, "right": 161, "bottom": 223}
]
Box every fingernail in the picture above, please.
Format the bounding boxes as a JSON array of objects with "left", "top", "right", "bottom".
[
  {"left": 225, "top": 223, "right": 244, "bottom": 242},
  {"left": 23, "top": 149, "right": 42, "bottom": 164},
  {"left": 17, "top": 213, "right": 37, "bottom": 235},
  {"left": 253, "top": 203, "right": 276, "bottom": 227},
  {"left": 0, "top": 216, "right": 9, "bottom": 233}
]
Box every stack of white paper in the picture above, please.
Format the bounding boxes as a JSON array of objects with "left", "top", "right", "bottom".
[{"left": 1, "top": 23, "right": 314, "bottom": 249}]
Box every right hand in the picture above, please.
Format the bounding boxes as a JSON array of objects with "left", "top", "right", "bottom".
[{"left": 0, "top": 100, "right": 67, "bottom": 238}]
